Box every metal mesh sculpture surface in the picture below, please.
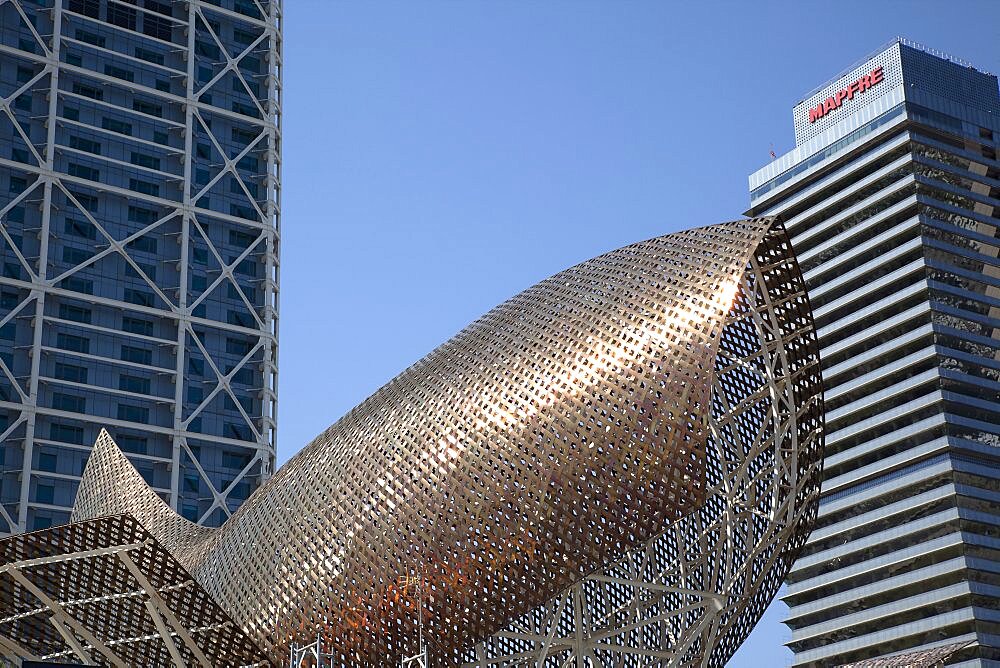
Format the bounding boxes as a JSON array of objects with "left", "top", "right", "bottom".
[{"left": 7, "top": 217, "right": 821, "bottom": 666}]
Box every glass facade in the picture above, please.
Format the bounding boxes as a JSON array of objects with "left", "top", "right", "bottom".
[
  {"left": 748, "top": 40, "right": 1000, "bottom": 667},
  {"left": 0, "top": 0, "right": 281, "bottom": 534}
]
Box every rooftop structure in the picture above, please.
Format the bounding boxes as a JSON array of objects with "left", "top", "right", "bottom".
[{"left": 748, "top": 38, "right": 1000, "bottom": 666}]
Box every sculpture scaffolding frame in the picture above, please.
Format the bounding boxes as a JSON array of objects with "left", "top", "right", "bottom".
[
  {"left": 0, "top": 219, "right": 823, "bottom": 667},
  {"left": 466, "top": 225, "right": 824, "bottom": 667}
]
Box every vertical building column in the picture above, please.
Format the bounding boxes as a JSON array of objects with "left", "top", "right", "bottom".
[{"left": 18, "top": 0, "right": 63, "bottom": 533}]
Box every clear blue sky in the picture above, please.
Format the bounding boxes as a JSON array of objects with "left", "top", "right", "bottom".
[{"left": 279, "top": 2, "right": 1000, "bottom": 664}]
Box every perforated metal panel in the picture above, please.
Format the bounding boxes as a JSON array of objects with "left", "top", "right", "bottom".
[
  {"left": 898, "top": 43, "right": 1000, "bottom": 117},
  {"left": 63, "top": 218, "right": 822, "bottom": 666},
  {"left": 0, "top": 515, "right": 269, "bottom": 666},
  {"left": 794, "top": 42, "right": 904, "bottom": 145}
]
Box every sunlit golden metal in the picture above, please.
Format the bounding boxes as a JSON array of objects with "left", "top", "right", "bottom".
[{"left": 1, "top": 217, "right": 822, "bottom": 667}]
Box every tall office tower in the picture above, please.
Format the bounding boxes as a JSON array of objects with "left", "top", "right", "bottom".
[
  {"left": 0, "top": 0, "right": 281, "bottom": 535},
  {"left": 747, "top": 39, "right": 1000, "bottom": 667}
]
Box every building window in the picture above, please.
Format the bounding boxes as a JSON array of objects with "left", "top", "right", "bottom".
[
  {"left": 225, "top": 422, "right": 252, "bottom": 441},
  {"left": 132, "top": 99, "right": 162, "bottom": 118},
  {"left": 127, "top": 205, "right": 158, "bottom": 224},
  {"left": 57, "top": 303, "right": 91, "bottom": 324},
  {"left": 62, "top": 246, "right": 91, "bottom": 266},
  {"left": 103, "top": 65, "right": 135, "bottom": 83},
  {"left": 52, "top": 392, "right": 86, "bottom": 413},
  {"left": 74, "top": 29, "right": 105, "bottom": 48},
  {"left": 234, "top": 0, "right": 259, "bottom": 18},
  {"left": 1, "top": 291, "right": 18, "bottom": 309},
  {"left": 56, "top": 333, "right": 90, "bottom": 354},
  {"left": 130, "top": 152, "right": 161, "bottom": 170},
  {"left": 195, "top": 41, "right": 220, "bottom": 60},
  {"left": 129, "top": 179, "right": 160, "bottom": 197},
  {"left": 54, "top": 362, "right": 88, "bottom": 384},
  {"left": 67, "top": 0, "right": 100, "bottom": 18},
  {"left": 133, "top": 261, "right": 156, "bottom": 281},
  {"left": 61, "top": 276, "right": 93, "bottom": 294},
  {"left": 231, "top": 256, "right": 256, "bottom": 277},
  {"left": 72, "top": 82, "right": 103, "bottom": 101},
  {"left": 69, "top": 135, "right": 102, "bottom": 155},
  {"left": 232, "top": 126, "right": 258, "bottom": 146},
  {"left": 37, "top": 452, "right": 58, "bottom": 472},
  {"left": 222, "top": 450, "right": 251, "bottom": 470},
  {"left": 122, "top": 316, "right": 153, "bottom": 336},
  {"left": 228, "top": 310, "right": 253, "bottom": 328},
  {"left": 35, "top": 484, "right": 54, "bottom": 504},
  {"left": 120, "top": 345, "right": 152, "bottom": 365},
  {"left": 129, "top": 236, "right": 158, "bottom": 254},
  {"left": 50, "top": 423, "right": 85, "bottom": 444},
  {"left": 67, "top": 163, "right": 100, "bottom": 182},
  {"left": 231, "top": 366, "right": 255, "bottom": 386},
  {"left": 143, "top": 14, "right": 172, "bottom": 41},
  {"left": 226, "top": 337, "right": 252, "bottom": 356},
  {"left": 117, "top": 403, "right": 150, "bottom": 423},
  {"left": 107, "top": 4, "right": 137, "bottom": 30},
  {"left": 228, "top": 282, "right": 256, "bottom": 302},
  {"left": 117, "top": 434, "right": 148, "bottom": 454},
  {"left": 135, "top": 47, "right": 164, "bottom": 65},
  {"left": 124, "top": 288, "right": 155, "bottom": 308},
  {"left": 101, "top": 117, "right": 132, "bottom": 136},
  {"left": 64, "top": 219, "right": 96, "bottom": 240},
  {"left": 233, "top": 28, "right": 258, "bottom": 47},
  {"left": 3, "top": 262, "right": 22, "bottom": 280},
  {"left": 68, "top": 191, "right": 99, "bottom": 212},
  {"left": 119, "top": 374, "right": 151, "bottom": 395}
]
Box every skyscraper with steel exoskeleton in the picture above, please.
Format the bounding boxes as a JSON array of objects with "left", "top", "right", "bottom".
[
  {"left": 748, "top": 39, "right": 1000, "bottom": 667},
  {"left": 0, "top": 0, "right": 281, "bottom": 535}
]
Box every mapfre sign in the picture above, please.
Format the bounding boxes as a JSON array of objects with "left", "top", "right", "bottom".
[{"left": 808, "top": 67, "right": 884, "bottom": 123}]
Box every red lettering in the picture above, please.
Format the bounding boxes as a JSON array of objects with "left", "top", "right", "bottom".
[{"left": 808, "top": 65, "right": 886, "bottom": 123}]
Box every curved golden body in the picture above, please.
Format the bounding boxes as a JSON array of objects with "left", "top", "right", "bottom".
[{"left": 74, "top": 217, "right": 821, "bottom": 665}]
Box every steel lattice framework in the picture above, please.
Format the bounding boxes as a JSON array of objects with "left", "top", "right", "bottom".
[
  {"left": 2, "top": 218, "right": 822, "bottom": 667},
  {"left": 0, "top": 0, "right": 282, "bottom": 535},
  {"left": 465, "top": 223, "right": 823, "bottom": 667},
  {"left": 0, "top": 514, "right": 269, "bottom": 666}
]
